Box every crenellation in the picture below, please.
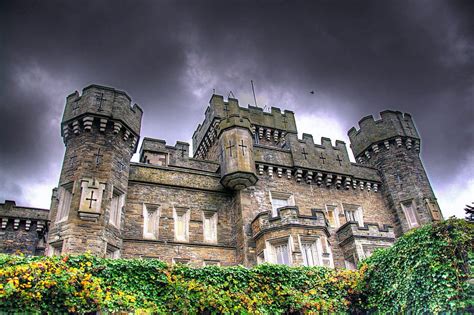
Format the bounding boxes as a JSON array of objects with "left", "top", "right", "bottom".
[{"left": 0, "top": 84, "right": 436, "bottom": 268}]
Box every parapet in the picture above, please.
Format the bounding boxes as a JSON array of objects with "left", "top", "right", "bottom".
[
  {"left": 62, "top": 84, "right": 143, "bottom": 136},
  {"left": 0, "top": 200, "right": 49, "bottom": 232},
  {"left": 348, "top": 110, "right": 420, "bottom": 158},
  {"left": 139, "top": 137, "right": 190, "bottom": 165},
  {"left": 192, "top": 94, "right": 297, "bottom": 156}
]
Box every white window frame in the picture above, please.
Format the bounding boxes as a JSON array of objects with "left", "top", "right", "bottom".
[
  {"left": 56, "top": 184, "right": 73, "bottom": 223},
  {"left": 174, "top": 207, "right": 190, "bottom": 242},
  {"left": 343, "top": 204, "right": 364, "bottom": 227},
  {"left": 143, "top": 203, "right": 160, "bottom": 239},
  {"left": 202, "top": 210, "right": 218, "bottom": 243},
  {"left": 325, "top": 204, "right": 340, "bottom": 228},
  {"left": 109, "top": 189, "right": 125, "bottom": 228},
  {"left": 264, "top": 236, "right": 294, "bottom": 266},
  {"left": 401, "top": 200, "right": 419, "bottom": 228},
  {"left": 298, "top": 236, "right": 322, "bottom": 267},
  {"left": 269, "top": 191, "right": 295, "bottom": 217}
]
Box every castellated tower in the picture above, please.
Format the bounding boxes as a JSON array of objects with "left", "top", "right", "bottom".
[
  {"left": 47, "top": 85, "right": 143, "bottom": 256},
  {"left": 348, "top": 111, "right": 443, "bottom": 236}
]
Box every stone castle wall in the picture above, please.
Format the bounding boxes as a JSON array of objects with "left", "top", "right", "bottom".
[{"left": 28, "top": 85, "right": 443, "bottom": 270}]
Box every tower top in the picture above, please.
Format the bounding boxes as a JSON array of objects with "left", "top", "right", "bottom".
[
  {"left": 348, "top": 110, "right": 420, "bottom": 158},
  {"left": 192, "top": 94, "right": 297, "bottom": 156},
  {"left": 62, "top": 84, "right": 143, "bottom": 137}
]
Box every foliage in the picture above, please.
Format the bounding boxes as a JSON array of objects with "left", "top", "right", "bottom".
[
  {"left": 359, "top": 218, "right": 474, "bottom": 313},
  {"left": 0, "top": 219, "right": 472, "bottom": 314},
  {"left": 0, "top": 253, "right": 361, "bottom": 314}
]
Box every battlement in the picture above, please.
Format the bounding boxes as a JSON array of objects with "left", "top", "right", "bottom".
[
  {"left": 139, "top": 137, "right": 190, "bottom": 164},
  {"left": 336, "top": 221, "right": 395, "bottom": 246},
  {"left": 62, "top": 84, "right": 143, "bottom": 136},
  {"left": 348, "top": 110, "right": 420, "bottom": 158},
  {"left": 192, "top": 94, "right": 297, "bottom": 156},
  {"left": 251, "top": 206, "right": 327, "bottom": 240}
]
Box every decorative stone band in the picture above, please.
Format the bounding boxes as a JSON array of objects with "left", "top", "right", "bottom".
[
  {"left": 0, "top": 217, "right": 47, "bottom": 233},
  {"left": 336, "top": 221, "right": 395, "bottom": 247},
  {"left": 355, "top": 136, "right": 420, "bottom": 164},
  {"left": 252, "top": 125, "right": 287, "bottom": 143},
  {"left": 62, "top": 115, "right": 139, "bottom": 151},
  {"left": 251, "top": 206, "right": 329, "bottom": 240},
  {"left": 255, "top": 163, "right": 380, "bottom": 192},
  {"left": 195, "top": 119, "right": 220, "bottom": 159}
]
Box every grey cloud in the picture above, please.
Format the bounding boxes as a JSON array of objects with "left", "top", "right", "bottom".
[{"left": 1, "top": 0, "right": 473, "bottom": 213}]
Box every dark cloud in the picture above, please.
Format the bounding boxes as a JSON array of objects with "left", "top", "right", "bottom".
[{"left": 1, "top": 0, "right": 473, "bottom": 216}]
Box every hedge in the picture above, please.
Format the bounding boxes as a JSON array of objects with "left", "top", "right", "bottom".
[
  {"left": 0, "top": 218, "right": 472, "bottom": 314},
  {"left": 358, "top": 218, "right": 474, "bottom": 313}
]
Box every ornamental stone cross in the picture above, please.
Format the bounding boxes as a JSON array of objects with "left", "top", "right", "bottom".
[
  {"left": 86, "top": 190, "right": 97, "bottom": 209},
  {"left": 95, "top": 92, "right": 107, "bottom": 111},
  {"left": 226, "top": 140, "right": 235, "bottom": 157},
  {"left": 319, "top": 153, "right": 326, "bottom": 164},
  {"left": 238, "top": 139, "right": 247, "bottom": 156}
]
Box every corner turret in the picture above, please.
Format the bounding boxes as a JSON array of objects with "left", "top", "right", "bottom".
[
  {"left": 348, "top": 110, "right": 442, "bottom": 236},
  {"left": 48, "top": 84, "right": 143, "bottom": 257}
]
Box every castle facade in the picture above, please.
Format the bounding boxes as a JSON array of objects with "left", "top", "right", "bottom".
[{"left": 1, "top": 84, "right": 444, "bottom": 268}]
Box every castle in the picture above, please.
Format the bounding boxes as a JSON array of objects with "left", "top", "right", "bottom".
[{"left": 0, "top": 84, "right": 444, "bottom": 268}]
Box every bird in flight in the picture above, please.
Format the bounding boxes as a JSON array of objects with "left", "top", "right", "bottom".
[{"left": 310, "top": 90, "right": 315, "bottom": 94}]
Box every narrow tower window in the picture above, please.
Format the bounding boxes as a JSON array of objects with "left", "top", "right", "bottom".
[
  {"left": 109, "top": 189, "right": 125, "bottom": 228},
  {"left": 202, "top": 210, "right": 218, "bottom": 243},
  {"left": 401, "top": 200, "right": 418, "bottom": 228},
  {"left": 143, "top": 204, "right": 160, "bottom": 239},
  {"left": 56, "top": 184, "right": 73, "bottom": 223},
  {"left": 174, "top": 207, "right": 190, "bottom": 242}
]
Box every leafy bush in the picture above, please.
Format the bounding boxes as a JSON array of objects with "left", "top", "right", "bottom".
[
  {"left": 359, "top": 218, "right": 474, "bottom": 313},
  {"left": 0, "top": 253, "right": 361, "bottom": 313},
  {"left": 0, "top": 219, "right": 472, "bottom": 314}
]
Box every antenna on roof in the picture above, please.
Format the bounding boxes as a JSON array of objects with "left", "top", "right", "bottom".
[
  {"left": 251, "top": 80, "right": 258, "bottom": 107},
  {"left": 213, "top": 88, "right": 216, "bottom": 94},
  {"left": 228, "top": 91, "right": 235, "bottom": 99}
]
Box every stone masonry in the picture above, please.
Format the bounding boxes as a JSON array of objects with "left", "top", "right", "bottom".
[
  {"left": 0, "top": 200, "right": 49, "bottom": 255},
  {"left": 39, "top": 84, "right": 444, "bottom": 268}
]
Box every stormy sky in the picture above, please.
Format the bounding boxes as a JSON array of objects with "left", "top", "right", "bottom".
[{"left": 1, "top": 0, "right": 473, "bottom": 218}]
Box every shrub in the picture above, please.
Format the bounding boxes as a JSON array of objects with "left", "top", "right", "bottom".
[
  {"left": 0, "top": 219, "right": 472, "bottom": 313},
  {"left": 359, "top": 218, "right": 474, "bottom": 313}
]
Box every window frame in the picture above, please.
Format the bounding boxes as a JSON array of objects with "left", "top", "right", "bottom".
[
  {"left": 174, "top": 207, "right": 190, "bottom": 242},
  {"left": 298, "top": 236, "right": 322, "bottom": 267},
  {"left": 202, "top": 210, "right": 218, "bottom": 243},
  {"left": 401, "top": 199, "right": 419, "bottom": 228},
  {"left": 109, "top": 188, "right": 125, "bottom": 228},
  {"left": 269, "top": 191, "right": 295, "bottom": 217},
  {"left": 56, "top": 183, "right": 73, "bottom": 223},
  {"left": 265, "top": 236, "right": 293, "bottom": 266},
  {"left": 143, "top": 203, "right": 160, "bottom": 240},
  {"left": 324, "top": 204, "right": 340, "bottom": 228},
  {"left": 342, "top": 203, "right": 364, "bottom": 227}
]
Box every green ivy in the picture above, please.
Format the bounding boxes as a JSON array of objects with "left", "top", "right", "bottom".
[
  {"left": 358, "top": 218, "right": 474, "bottom": 313},
  {"left": 0, "top": 219, "right": 472, "bottom": 314}
]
